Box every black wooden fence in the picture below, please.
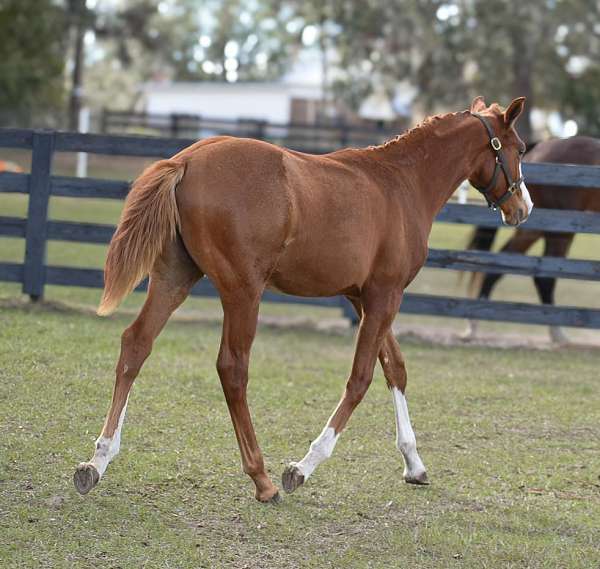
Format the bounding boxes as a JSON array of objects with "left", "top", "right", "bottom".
[
  {"left": 2, "top": 127, "right": 600, "bottom": 329},
  {"left": 101, "top": 109, "right": 400, "bottom": 154}
]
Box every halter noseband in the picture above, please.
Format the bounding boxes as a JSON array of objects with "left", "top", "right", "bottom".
[{"left": 470, "top": 112, "right": 524, "bottom": 210}]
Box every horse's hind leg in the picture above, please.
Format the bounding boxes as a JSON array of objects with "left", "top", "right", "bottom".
[
  {"left": 379, "top": 331, "right": 428, "bottom": 485},
  {"left": 74, "top": 237, "right": 201, "bottom": 494},
  {"left": 535, "top": 232, "right": 574, "bottom": 345},
  {"left": 216, "top": 290, "right": 281, "bottom": 503}
]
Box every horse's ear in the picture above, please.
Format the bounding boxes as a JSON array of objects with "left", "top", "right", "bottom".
[
  {"left": 470, "top": 96, "right": 486, "bottom": 113},
  {"left": 504, "top": 97, "right": 526, "bottom": 128}
]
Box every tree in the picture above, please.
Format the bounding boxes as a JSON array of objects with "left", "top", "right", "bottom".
[
  {"left": 460, "top": 0, "right": 600, "bottom": 141},
  {"left": 287, "top": 0, "right": 600, "bottom": 139},
  {"left": 137, "top": 0, "right": 299, "bottom": 83},
  {"left": 0, "top": 0, "right": 68, "bottom": 127}
]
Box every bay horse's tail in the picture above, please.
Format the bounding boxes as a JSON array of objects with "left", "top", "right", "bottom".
[
  {"left": 466, "top": 225, "right": 498, "bottom": 252},
  {"left": 461, "top": 226, "right": 499, "bottom": 296},
  {"left": 97, "top": 159, "right": 186, "bottom": 316}
]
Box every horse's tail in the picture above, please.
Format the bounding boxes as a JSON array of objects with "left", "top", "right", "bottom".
[
  {"left": 459, "top": 226, "right": 499, "bottom": 296},
  {"left": 97, "top": 159, "right": 186, "bottom": 316},
  {"left": 466, "top": 225, "right": 498, "bottom": 252}
]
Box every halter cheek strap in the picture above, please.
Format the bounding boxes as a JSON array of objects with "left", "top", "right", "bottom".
[{"left": 470, "top": 112, "right": 524, "bottom": 210}]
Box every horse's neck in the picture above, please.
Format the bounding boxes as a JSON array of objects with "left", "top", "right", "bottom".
[{"left": 383, "top": 112, "right": 482, "bottom": 222}]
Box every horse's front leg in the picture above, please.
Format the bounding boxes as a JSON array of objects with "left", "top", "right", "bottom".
[
  {"left": 282, "top": 288, "right": 402, "bottom": 493},
  {"left": 347, "top": 296, "right": 428, "bottom": 485}
]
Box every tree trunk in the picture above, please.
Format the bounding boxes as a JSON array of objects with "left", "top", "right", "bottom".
[
  {"left": 511, "top": 12, "right": 535, "bottom": 142},
  {"left": 513, "top": 54, "right": 534, "bottom": 142},
  {"left": 68, "top": 0, "right": 86, "bottom": 131}
]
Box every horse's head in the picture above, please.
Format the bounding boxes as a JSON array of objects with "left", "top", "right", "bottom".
[{"left": 467, "top": 96, "right": 533, "bottom": 226}]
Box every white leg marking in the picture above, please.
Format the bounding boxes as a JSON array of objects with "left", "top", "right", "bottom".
[
  {"left": 519, "top": 162, "right": 534, "bottom": 215},
  {"left": 391, "top": 387, "right": 427, "bottom": 480},
  {"left": 89, "top": 397, "right": 129, "bottom": 477},
  {"left": 291, "top": 425, "right": 339, "bottom": 480}
]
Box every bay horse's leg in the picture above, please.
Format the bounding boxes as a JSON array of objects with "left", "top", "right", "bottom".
[
  {"left": 282, "top": 289, "right": 402, "bottom": 493},
  {"left": 74, "top": 239, "right": 200, "bottom": 494},
  {"left": 534, "top": 232, "right": 574, "bottom": 345},
  {"left": 217, "top": 292, "right": 280, "bottom": 503},
  {"left": 379, "top": 332, "right": 428, "bottom": 485},
  {"left": 465, "top": 229, "right": 542, "bottom": 339},
  {"left": 346, "top": 297, "right": 428, "bottom": 484}
]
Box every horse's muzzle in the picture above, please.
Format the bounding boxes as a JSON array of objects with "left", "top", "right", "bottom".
[{"left": 501, "top": 207, "right": 528, "bottom": 227}]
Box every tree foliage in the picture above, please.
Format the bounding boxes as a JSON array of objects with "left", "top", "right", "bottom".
[
  {"left": 287, "top": 0, "right": 600, "bottom": 138},
  {"left": 0, "top": 0, "right": 68, "bottom": 126},
  {"left": 2, "top": 0, "right": 599, "bottom": 136}
]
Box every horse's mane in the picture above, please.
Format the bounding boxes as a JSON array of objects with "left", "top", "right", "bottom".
[{"left": 369, "top": 111, "right": 467, "bottom": 152}]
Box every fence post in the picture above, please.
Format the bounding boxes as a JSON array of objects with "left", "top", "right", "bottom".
[
  {"left": 339, "top": 120, "right": 349, "bottom": 148},
  {"left": 100, "top": 107, "right": 108, "bottom": 133},
  {"left": 23, "top": 130, "right": 55, "bottom": 301},
  {"left": 170, "top": 113, "right": 181, "bottom": 138},
  {"left": 254, "top": 120, "right": 267, "bottom": 140}
]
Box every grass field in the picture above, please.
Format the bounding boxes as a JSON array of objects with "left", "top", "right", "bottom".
[
  {"left": 2, "top": 151, "right": 600, "bottom": 566},
  {"left": 0, "top": 145, "right": 600, "bottom": 569},
  {"left": 1, "top": 299, "right": 600, "bottom": 568}
]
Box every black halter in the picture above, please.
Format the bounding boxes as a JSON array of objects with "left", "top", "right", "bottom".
[{"left": 470, "top": 112, "right": 524, "bottom": 210}]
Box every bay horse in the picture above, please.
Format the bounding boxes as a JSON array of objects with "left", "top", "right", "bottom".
[
  {"left": 464, "top": 136, "right": 600, "bottom": 344},
  {"left": 74, "top": 96, "right": 532, "bottom": 503}
]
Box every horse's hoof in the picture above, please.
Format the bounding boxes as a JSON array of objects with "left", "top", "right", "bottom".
[
  {"left": 405, "top": 471, "right": 430, "bottom": 485},
  {"left": 459, "top": 329, "right": 475, "bottom": 342},
  {"left": 73, "top": 463, "right": 100, "bottom": 495},
  {"left": 460, "top": 320, "right": 478, "bottom": 342},
  {"left": 282, "top": 464, "right": 305, "bottom": 494},
  {"left": 267, "top": 491, "right": 282, "bottom": 504},
  {"left": 255, "top": 487, "right": 281, "bottom": 504},
  {"left": 550, "top": 326, "right": 569, "bottom": 346}
]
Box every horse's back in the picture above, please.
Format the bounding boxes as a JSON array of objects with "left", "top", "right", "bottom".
[
  {"left": 526, "top": 136, "right": 600, "bottom": 166},
  {"left": 525, "top": 136, "right": 600, "bottom": 211}
]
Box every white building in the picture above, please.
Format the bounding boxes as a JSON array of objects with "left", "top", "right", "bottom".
[
  {"left": 139, "top": 48, "right": 416, "bottom": 128},
  {"left": 142, "top": 80, "right": 324, "bottom": 125}
]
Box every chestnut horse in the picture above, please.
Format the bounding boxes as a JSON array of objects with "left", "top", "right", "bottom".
[
  {"left": 464, "top": 136, "right": 600, "bottom": 344},
  {"left": 74, "top": 97, "right": 532, "bottom": 503}
]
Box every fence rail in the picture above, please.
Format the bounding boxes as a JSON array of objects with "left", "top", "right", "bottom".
[
  {"left": 100, "top": 109, "right": 401, "bottom": 153},
  {"left": 2, "top": 127, "right": 600, "bottom": 328}
]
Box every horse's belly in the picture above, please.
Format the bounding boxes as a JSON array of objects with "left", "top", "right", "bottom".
[{"left": 267, "top": 240, "right": 370, "bottom": 297}]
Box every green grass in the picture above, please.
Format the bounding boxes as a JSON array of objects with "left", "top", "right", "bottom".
[
  {"left": 2, "top": 153, "right": 600, "bottom": 566},
  {"left": 1, "top": 300, "right": 599, "bottom": 568}
]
